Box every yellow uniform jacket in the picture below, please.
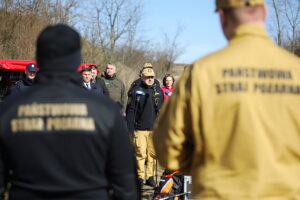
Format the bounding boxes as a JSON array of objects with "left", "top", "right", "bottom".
[{"left": 153, "top": 24, "right": 300, "bottom": 200}]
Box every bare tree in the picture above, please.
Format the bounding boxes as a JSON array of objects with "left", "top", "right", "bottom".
[
  {"left": 268, "top": 0, "right": 284, "bottom": 45},
  {"left": 148, "top": 26, "right": 185, "bottom": 79},
  {"left": 46, "top": 0, "right": 79, "bottom": 25},
  {"left": 267, "top": 0, "right": 300, "bottom": 54},
  {"left": 82, "top": 0, "right": 142, "bottom": 64},
  {"left": 0, "top": 0, "right": 80, "bottom": 59},
  {"left": 161, "top": 26, "right": 185, "bottom": 72},
  {"left": 283, "top": 0, "right": 300, "bottom": 52},
  {"left": 0, "top": 0, "right": 188, "bottom": 88}
]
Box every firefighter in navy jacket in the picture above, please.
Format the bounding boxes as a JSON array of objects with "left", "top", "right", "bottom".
[{"left": 0, "top": 24, "right": 139, "bottom": 200}]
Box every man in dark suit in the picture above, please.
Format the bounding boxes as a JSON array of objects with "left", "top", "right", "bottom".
[
  {"left": 89, "top": 65, "right": 109, "bottom": 97},
  {"left": 9, "top": 63, "right": 38, "bottom": 96},
  {"left": 81, "top": 67, "right": 103, "bottom": 96}
]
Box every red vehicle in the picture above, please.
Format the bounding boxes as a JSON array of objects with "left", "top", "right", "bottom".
[{"left": 0, "top": 59, "right": 97, "bottom": 101}]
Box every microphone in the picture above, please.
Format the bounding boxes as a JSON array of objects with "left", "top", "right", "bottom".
[
  {"left": 135, "top": 90, "right": 145, "bottom": 102},
  {"left": 136, "top": 90, "right": 145, "bottom": 95},
  {"left": 165, "top": 91, "right": 173, "bottom": 96}
]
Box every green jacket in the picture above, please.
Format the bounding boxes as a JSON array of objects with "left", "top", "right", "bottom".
[
  {"left": 101, "top": 73, "right": 126, "bottom": 112},
  {"left": 153, "top": 24, "right": 300, "bottom": 200}
]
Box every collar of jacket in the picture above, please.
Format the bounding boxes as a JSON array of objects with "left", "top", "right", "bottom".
[
  {"left": 162, "top": 86, "right": 174, "bottom": 90},
  {"left": 23, "top": 77, "right": 35, "bottom": 86},
  {"left": 230, "top": 24, "right": 269, "bottom": 42}
]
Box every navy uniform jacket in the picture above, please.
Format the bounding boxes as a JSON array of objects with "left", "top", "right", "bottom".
[
  {"left": 92, "top": 78, "right": 110, "bottom": 97},
  {"left": 10, "top": 78, "right": 35, "bottom": 96},
  {"left": 81, "top": 81, "right": 104, "bottom": 96},
  {"left": 0, "top": 72, "right": 139, "bottom": 200},
  {"left": 126, "top": 82, "right": 164, "bottom": 133}
]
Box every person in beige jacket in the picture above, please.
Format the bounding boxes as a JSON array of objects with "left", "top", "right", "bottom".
[{"left": 153, "top": 0, "right": 300, "bottom": 200}]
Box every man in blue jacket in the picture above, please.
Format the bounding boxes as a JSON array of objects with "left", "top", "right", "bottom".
[{"left": 10, "top": 63, "right": 37, "bottom": 95}]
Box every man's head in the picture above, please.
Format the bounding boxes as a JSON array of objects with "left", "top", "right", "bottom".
[
  {"left": 81, "top": 67, "right": 92, "bottom": 83},
  {"left": 215, "top": 0, "right": 265, "bottom": 10},
  {"left": 105, "top": 63, "right": 116, "bottom": 77},
  {"left": 139, "top": 63, "right": 153, "bottom": 77},
  {"left": 25, "top": 63, "right": 37, "bottom": 80},
  {"left": 141, "top": 68, "right": 155, "bottom": 86},
  {"left": 36, "top": 24, "right": 82, "bottom": 72},
  {"left": 89, "top": 65, "right": 98, "bottom": 80},
  {"left": 215, "top": 0, "right": 266, "bottom": 39}
]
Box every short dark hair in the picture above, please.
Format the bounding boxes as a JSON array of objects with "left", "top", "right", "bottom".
[
  {"left": 89, "top": 65, "right": 97, "bottom": 70},
  {"left": 105, "top": 62, "right": 114, "bottom": 68},
  {"left": 163, "top": 74, "right": 175, "bottom": 87},
  {"left": 81, "top": 67, "right": 91, "bottom": 73},
  {"left": 222, "top": 5, "right": 265, "bottom": 24}
]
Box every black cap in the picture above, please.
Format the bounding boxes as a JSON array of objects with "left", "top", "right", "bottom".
[
  {"left": 26, "top": 63, "right": 37, "bottom": 72},
  {"left": 36, "top": 24, "right": 82, "bottom": 72}
]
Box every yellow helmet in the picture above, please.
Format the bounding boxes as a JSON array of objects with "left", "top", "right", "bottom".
[{"left": 216, "top": 0, "right": 265, "bottom": 10}]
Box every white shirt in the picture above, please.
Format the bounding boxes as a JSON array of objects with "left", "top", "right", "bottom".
[{"left": 85, "top": 82, "right": 91, "bottom": 90}]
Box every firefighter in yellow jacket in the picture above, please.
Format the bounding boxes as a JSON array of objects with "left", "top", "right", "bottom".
[{"left": 153, "top": 0, "right": 300, "bottom": 200}]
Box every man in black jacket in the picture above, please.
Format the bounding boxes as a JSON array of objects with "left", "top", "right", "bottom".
[
  {"left": 81, "top": 67, "right": 104, "bottom": 96},
  {"left": 126, "top": 67, "right": 164, "bottom": 188},
  {"left": 89, "top": 65, "right": 109, "bottom": 97},
  {"left": 9, "top": 63, "right": 38, "bottom": 95},
  {"left": 128, "top": 63, "right": 160, "bottom": 96},
  {"left": 0, "top": 24, "right": 139, "bottom": 200}
]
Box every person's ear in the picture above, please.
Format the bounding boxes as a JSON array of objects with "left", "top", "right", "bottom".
[
  {"left": 219, "top": 9, "right": 233, "bottom": 40},
  {"left": 219, "top": 9, "right": 227, "bottom": 30},
  {"left": 262, "top": 5, "right": 267, "bottom": 22}
]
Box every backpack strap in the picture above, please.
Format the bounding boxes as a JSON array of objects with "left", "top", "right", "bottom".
[{"left": 160, "top": 178, "right": 174, "bottom": 194}]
